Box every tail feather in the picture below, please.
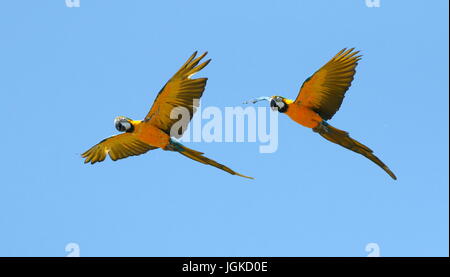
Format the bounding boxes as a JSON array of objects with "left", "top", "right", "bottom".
[
  {"left": 171, "top": 141, "right": 253, "bottom": 179},
  {"left": 315, "top": 123, "right": 397, "bottom": 180}
]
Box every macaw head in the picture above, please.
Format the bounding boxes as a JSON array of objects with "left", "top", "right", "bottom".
[
  {"left": 114, "top": 116, "right": 134, "bottom": 132},
  {"left": 269, "top": 96, "right": 289, "bottom": 113},
  {"left": 243, "top": 96, "right": 290, "bottom": 113}
]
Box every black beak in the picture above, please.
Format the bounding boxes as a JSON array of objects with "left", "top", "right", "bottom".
[
  {"left": 270, "top": 99, "right": 277, "bottom": 110},
  {"left": 115, "top": 121, "right": 124, "bottom": 132}
]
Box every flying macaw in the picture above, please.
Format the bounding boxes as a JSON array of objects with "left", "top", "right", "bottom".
[
  {"left": 245, "top": 48, "right": 396, "bottom": 180},
  {"left": 82, "top": 51, "right": 253, "bottom": 179}
]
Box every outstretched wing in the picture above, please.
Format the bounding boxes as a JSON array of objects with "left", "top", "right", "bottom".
[
  {"left": 82, "top": 133, "right": 157, "bottom": 164},
  {"left": 295, "top": 48, "right": 362, "bottom": 120},
  {"left": 144, "top": 51, "right": 211, "bottom": 138}
]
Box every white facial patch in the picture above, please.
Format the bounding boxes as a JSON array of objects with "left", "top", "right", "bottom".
[
  {"left": 122, "top": 121, "right": 131, "bottom": 131},
  {"left": 276, "top": 101, "right": 285, "bottom": 110}
]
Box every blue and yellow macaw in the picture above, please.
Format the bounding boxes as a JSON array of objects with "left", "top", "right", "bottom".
[
  {"left": 246, "top": 48, "right": 396, "bottom": 179},
  {"left": 82, "top": 52, "right": 253, "bottom": 179}
]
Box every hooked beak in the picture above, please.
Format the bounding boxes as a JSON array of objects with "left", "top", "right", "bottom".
[
  {"left": 243, "top": 96, "right": 272, "bottom": 105},
  {"left": 270, "top": 99, "right": 278, "bottom": 111}
]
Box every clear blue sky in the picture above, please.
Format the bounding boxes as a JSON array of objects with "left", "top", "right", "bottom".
[{"left": 0, "top": 0, "right": 448, "bottom": 257}]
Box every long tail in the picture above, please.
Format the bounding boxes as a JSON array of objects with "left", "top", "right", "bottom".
[
  {"left": 314, "top": 122, "right": 397, "bottom": 180},
  {"left": 168, "top": 140, "right": 253, "bottom": 179}
]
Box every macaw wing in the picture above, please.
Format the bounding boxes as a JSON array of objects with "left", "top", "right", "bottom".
[
  {"left": 144, "top": 51, "right": 210, "bottom": 138},
  {"left": 82, "top": 133, "right": 157, "bottom": 164},
  {"left": 295, "top": 48, "right": 362, "bottom": 120}
]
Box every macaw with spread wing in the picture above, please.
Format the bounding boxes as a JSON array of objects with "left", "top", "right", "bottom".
[
  {"left": 82, "top": 52, "right": 253, "bottom": 179},
  {"left": 245, "top": 48, "right": 396, "bottom": 180}
]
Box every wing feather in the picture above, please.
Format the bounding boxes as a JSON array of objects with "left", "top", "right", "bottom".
[
  {"left": 144, "top": 52, "right": 210, "bottom": 137},
  {"left": 295, "top": 48, "right": 362, "bottom": 120},
  {"left": 82, "top": 133, "right": 157, "bottom": 164}
]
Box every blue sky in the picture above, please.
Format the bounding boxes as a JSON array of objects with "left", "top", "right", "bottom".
[{"left": 0, "top": 0, "right": 448, "bottom": 257}]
